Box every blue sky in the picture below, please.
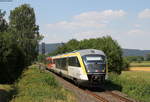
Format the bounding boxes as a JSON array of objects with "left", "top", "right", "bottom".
[{"left": 0, "top": 0, "right": 150, "bottom": 49}]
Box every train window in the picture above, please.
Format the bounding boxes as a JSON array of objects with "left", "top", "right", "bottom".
[
  {"left": 68, "top": 57, "right": 80, "bottom": 67},
  {"left": 61, "top": 58, "right": 67, "bottom": 70},
  {"left": 55, "top": 58, "right": 68, "bottom": 70},
  {"left": 55, "top": 59, "right": 59, "bottom": 68}
]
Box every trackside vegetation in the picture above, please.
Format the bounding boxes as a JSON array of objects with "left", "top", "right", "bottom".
[
  {"left": 10, "top": 65, "right": 76, "bottom": 102},
  {"left": 107, "top": 71, "right": 150, "bottom": 102},
  {"left": 50, "top": 37, "right": 125, "bottom": 74}
]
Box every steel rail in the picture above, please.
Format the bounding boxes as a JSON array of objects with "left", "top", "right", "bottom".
[{"left": 105, "top": 91, "right": 134, "bottom": 102}]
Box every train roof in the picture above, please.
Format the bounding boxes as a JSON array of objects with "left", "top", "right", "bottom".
[
  {"left": 52, "top": 49, "right": 105, "bottom": 58},
  {"left": 73, "top": 49, "right": 105, "bottom": 56}
]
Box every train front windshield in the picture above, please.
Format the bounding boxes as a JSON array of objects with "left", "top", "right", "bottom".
[{"left": 83, "top": 55, "right": 106, "bottom": 73}]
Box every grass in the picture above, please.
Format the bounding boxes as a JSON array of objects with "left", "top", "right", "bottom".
[
  {"left": 130, "top": 61, "right": 150, "bottom": 67},
  {"left": 107, "top": 71, "right": 150, "bottom": 102},
  {"left": 10, "top": 64, "right": 76, "bottom": 102},
  {"left": 0, "top": 84, "right": 14, "bottom": 102}
]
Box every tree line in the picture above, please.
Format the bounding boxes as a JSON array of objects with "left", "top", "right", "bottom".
[
  {"left": 49, "top": 37, "right": 127, "bottom": 74},
  {"left": 125, "top": 54, "right": 150, "bottom": 63},
  {"left": 0, "top": 4, "right": 42, "bottom": 83}
]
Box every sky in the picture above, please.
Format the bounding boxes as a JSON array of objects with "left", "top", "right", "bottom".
[{"left": 0, "top": 0, "right": 150, "bottom": 50}]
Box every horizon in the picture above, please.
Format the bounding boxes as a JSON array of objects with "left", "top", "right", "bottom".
[{"left": 0, "top": 0, "right": 150, "bottom": 50}]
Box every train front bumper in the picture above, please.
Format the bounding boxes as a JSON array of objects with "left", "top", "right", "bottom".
[{"left": 78, "top": 73, "right": 106, "bottom": 87}]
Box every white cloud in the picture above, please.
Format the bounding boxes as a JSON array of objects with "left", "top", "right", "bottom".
[
  {"left": 47, "top": 9, "right": 126, "bottom": 30},
  {"left": 74, "top": 9, "right": 126, "bottom": 21},
  {"left": 73, "top": 30, "right": 112, "bottom": 40},
  {"left": 47, "top": 20, "right": 106, "bottom": 30},
  {"left": 134, "top": 24, "right": 141, "bottom": 28},
  {"left": 127, "top": 29, "right": 145, "bottom": 35},
  {"left": 138, "top": 8, "right": 150, "bottom": 19}
]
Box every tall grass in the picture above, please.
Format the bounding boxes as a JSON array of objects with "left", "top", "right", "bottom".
[
  {"left": 10, "top": 65, "right": 76, "bottom": 102},
  {"left": 107, "top": 71, "right": 150, "bottom": 102}
]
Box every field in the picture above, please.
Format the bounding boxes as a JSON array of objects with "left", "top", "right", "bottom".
[
  {"left": 129, "top": 67, "right": 150, "bottom": 71},
  {"left": 130, "top": 61, "right": 150, "bottom": 67},
  {"left": 129, "top": 61, "right": 150, "bottom": 71},
  {"left": 107, "top": 71, "right": 150, "bottom": 102}
]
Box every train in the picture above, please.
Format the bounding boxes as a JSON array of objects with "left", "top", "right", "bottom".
[{"left": 46, "top": 49, "right": 108, "bottom": 87}]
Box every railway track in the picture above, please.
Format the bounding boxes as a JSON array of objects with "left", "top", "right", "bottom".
[
  {"left": 105, "top": 91, "right": 134, "bottom": 102},
  {"left": 46, "top": 69, "right": 135, "bottom": 102},
  {"left": 85, "top": 90, "right": 109, "bottom": 102}
]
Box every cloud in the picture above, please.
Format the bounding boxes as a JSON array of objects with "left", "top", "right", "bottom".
[
  {"left": 73, "top": 30, "right": 112, "bottom": 40},
  {"left": 138, "top": 8, "right": 150, "bottom": 19},
  {"left": 47, "top": 9, "right": 126, "bottom": 30},
  {"left": 44, "top": 9, "right": 127, "bottom": 44},
  {"left": 134, "top": 24, "right": 141, "bottom": 28},
  {"left": 127, "top": 29, "right": 145, "bottom": 35},
  {"left": 74, "top": 9, "right": 126, "bottom": 21},
  {"left": 47, "top": 20, "right": 106, "bottom": 30}
]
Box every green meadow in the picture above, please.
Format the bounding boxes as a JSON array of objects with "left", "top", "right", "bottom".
[{"left": 107, "top": 71, "right": 150, "bottom": 102}]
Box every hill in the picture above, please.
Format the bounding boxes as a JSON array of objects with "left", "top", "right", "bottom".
[
  {"left": 123, "top": 49, "right": 150, "bottom": 56},
  {"left": 39, "top": 43, "right": 150, "bottom": 56}
]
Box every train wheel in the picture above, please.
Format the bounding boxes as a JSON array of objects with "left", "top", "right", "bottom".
[
  {"left": 73, "top": 79, "right": 79, "bottom": 87},
  {"left": 59, "top": 72, "right": 62, "bottom": 77}
]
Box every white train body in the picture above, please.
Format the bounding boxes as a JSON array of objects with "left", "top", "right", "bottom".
[{"left": 47, "top": 49, "right": 108, "bottom": 86}]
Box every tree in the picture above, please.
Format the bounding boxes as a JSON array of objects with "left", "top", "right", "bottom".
[
  {"left": 0, "top": 10, "right": 8, "bottom": 32},
  {"left": 9, "top": 4, "right": 42, "bottom": 65},
  {"left": 145, "top": 53, "right": 150, "bottom": 61},
  {"left": 126, "top": 56, "right": 144, "bottom": 62},
  {"left": 0, "top": 4, "right": 42, "bottom": 83},
  {"left": 0, "top": 9, "right": 26, "bottom": 83},
  {"left": 0, "top": 32, "right": 25, "bottom": 83}
]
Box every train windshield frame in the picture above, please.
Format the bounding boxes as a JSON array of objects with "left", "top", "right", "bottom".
[{"left": 82, "top": 54, "right": 106, "bottom": 73}]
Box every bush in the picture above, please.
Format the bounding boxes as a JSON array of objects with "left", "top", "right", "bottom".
[
  {"left": 122, "top": 58, "right": 130, "bottom": 70},
  {"left": 37, "top": 54, "right": 46, "bottom": 63}
]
